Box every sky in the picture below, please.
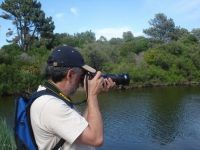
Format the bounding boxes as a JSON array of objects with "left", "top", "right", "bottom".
[{"left": 0, "top": 0, "right": 200, "bottom": 47}]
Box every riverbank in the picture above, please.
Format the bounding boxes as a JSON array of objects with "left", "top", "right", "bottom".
[
  {"left": 124, "top": 81, "right": 200, "bottom": 89},
  {"left": 72, "top": 81, "right": 200, "bottom": 94},
  {"left": 0, "top": 81, "right": 199, "bottom": 98}
]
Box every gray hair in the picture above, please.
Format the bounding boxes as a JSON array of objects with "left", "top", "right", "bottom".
[{"left": 45, "top": 65, "right": 82, "bottom": 83}]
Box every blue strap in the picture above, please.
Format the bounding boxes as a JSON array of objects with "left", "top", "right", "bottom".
[
  {"left": 28, "top": 90, "right": 73, "bottom": 108},
  {"left": 27, "top": 90, "right": 49, "bottom": 106}
]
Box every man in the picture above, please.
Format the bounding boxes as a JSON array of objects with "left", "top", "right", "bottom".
[{"left": 30, "top": 45, "right": 115, "bottom": 150}]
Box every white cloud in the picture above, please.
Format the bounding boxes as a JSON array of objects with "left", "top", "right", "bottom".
[
  {"left": 55, "top": 13, "right": 65, "bottom": 19},
  {"left": 94, "top": 26, "right": 143, "bottom": 40},
  {"left": 70, "top": 7, "right": 78, "bottom": 16}
]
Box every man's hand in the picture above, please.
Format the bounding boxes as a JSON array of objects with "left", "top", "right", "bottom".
[
  {"left": 102, "top": 77, "right": 116, "bottom": 92},
  {"left": 87, "top": 71, "right": 116, "bottom": 96}
]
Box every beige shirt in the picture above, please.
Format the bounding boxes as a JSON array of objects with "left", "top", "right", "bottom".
[{"left": 30, "top": 86, "right": 95, "bottom": 150}]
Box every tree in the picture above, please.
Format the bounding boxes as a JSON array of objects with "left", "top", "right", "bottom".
[
  {"left": 0, "top": 0, "right": 55, "bottom": 51},
  {"left": 109, "top": 38, "right": 123, "bottom": 45},
  {"left": 97, "top": 36, "right": 107, "bottom": 42},
  {"left": 51, "top": 33, "right": 77, "bottom": 47},
  {"left": 191, "top": 28, "right": 200, "bottom": 42},
  {"left": 81, "top": 43, "right": 107, "bottom": 71},
  {"left": 143, "top": 13, "right": 176, "bottom": 43},
  {"left": 74, "top": 30, "right": 96, "bottom": 47},
  {"left": 170, "top": 27, "right": 189, "bottom": 41},
  {"left": 123, "top": 31, "right": 134, "bottom": 42}
]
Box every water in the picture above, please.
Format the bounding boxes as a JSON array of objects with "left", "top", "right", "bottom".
[{"left": 0, "top": 86, "right": 200, "bottom": 150}]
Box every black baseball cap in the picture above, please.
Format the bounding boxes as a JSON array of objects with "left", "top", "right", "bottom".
[{"left": 47, "top": 45, "right": 96, "bottom": 73}]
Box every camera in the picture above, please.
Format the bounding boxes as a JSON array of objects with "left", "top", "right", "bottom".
[{"left": 87, "top": 73, "right": 130, "bottom": 86}]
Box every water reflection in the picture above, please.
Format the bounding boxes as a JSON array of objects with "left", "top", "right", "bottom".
[
  {"left": 148, "top": 87, "right": 185, "bottom": 145},
  {"left": 178, "top": 94, "right": 200, "bottom": 141},
  {"left": 97, "top": 87, "right": 200, "bottom": 150}
]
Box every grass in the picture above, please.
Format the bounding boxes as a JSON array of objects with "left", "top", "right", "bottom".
[{"left": 0, "top": 118, "right": 16, "bottom": 150}]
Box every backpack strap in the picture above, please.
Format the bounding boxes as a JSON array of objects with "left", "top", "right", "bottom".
[
  {"left": 52, "top": 138, "right": 65, "bottom": 150},
  {"left": 26, "top": 90, "right": 49, "bottom": 150},
  {"left": 26, "top": 90, "right": 67, "bottom": 150}
]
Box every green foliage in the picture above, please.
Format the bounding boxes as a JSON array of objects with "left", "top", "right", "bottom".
[
  {"left": 74, "top": 30, "right": 96, "bottom": 47},
  {"left": 178, "top": 34, "right": 199, "bottom": 46},
  {"left": 191, "top": 28, "right": 200, "bottom": 41},
  {"left": 142, "top": 39, "right": 200, "bottom": 84},
  {"left": 119, "top": 41, "right": 135, "bottom": 56},
  {"left": 186, "top": 45, "right": 200, "bottom": 70},
  {"left": 0, "top": 44, "right": 22, "bottom": 64},
  {"left": 119, "top": 36, "right": 149, "bottom": 56},
  {"left": 158, "top": 41, "right": 185, "bottom": 55},
  {"left": 52, "top": 33, "right": 77, "bottom": 47},
  {"left": 144, "top": 48, "right": 175, "bottom": 70},
  {"left": 130, "top": 64, "right": 166, "bottom": 84},
  {"left": 132, "top": 36, "right": 149, "bottom": 54},
  {"left": 81, "top": 42, "right": 110, "bottom": 71},
  {"left": 123, "top": 31, "right": 134, "bottom": 42},
  {"left": 166, "top": 64, "right": 185, "bottom": 84},
  {"left": 97, "top": 36, "right": 107, "bottom": 42},
  {"left": 0, "top": 118, "right": 16, "bottom": 150},
  {"left": 0, "top": 44, "right": 46, "bottom": 96},
  {"left": 109, "top": 38, "right": 123, "bottom": 45},
  {"left": 50, "top": 31, "right": 96, "bottom": 48},
  {"left": 175, "top": 57, "right": 197, "bottom": 80},
  {"left": 172, "top": 27, "right": 189, "bottom": 41}
]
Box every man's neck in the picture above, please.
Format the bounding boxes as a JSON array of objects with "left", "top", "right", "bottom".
[
  {"left": 47, "top": 80, "right": 72, "bottom": 101},
  {"left": 49, "top": 80, "right": 70, "bottom": 96}
]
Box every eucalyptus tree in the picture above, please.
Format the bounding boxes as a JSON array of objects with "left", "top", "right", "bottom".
[{"left": 0, "top": 0, "right": 55, "bottom": 51}]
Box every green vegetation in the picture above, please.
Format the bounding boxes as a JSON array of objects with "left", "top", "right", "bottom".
[
  {"left": 0, "top": 118, "right": 16, "bottom": 150},
  {"left": 0, "top": 0, "right": 200, "bottom": 96},
  {"left": 0, "top": 43, "right": 49, "bottom": 96}
]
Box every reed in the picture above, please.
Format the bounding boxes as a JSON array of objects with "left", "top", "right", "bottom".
[{"left": 0, "top": 118, "right": 16, "bottom": 150}]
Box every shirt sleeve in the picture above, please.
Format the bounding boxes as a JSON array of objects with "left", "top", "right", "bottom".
[{"left": 41, "top": 97, "right": 88, "bottom": 144}]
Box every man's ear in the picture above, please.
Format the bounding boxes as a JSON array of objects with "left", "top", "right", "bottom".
[{"left": 65, "top": 69, "right": 75, "bottom": 81}]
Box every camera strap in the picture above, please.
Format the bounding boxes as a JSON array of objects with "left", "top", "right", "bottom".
[
  {"left": 44, "top": 81, "right": 87, "bottom": 105},
  {"left": 85, "top": 74, "right": 89, "bottom": 101},
  {"left": 44, "top": 81, "right": 74, "bottom": 107}
]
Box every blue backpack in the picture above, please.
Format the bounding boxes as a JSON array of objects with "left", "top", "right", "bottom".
[{"left": 14, "top": 90, "right": 67, "bottom": 150}]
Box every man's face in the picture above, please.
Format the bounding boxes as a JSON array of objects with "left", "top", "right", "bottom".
[{"left": 68, "top": 68, "right": 85, "bottom": 95}]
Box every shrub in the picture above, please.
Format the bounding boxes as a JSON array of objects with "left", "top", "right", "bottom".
[{"left": 144, "top": 48, "right": 175, "bottom": 70}]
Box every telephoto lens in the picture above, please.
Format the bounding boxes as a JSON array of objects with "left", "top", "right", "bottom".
[
  {"left": 87, "top": 73, "right": 130, "bottom": 86},
  {"left": 102, "top": 74, "right": 130, "bottom": 86}
]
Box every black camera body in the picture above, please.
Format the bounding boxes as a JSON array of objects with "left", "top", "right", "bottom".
[{"left": 87, "top": 73, "right": 130, "bottom": 86}]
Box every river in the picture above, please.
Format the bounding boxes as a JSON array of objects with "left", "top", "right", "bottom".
[{"left": 0, "top": 86, "right": 200, "bottom": 150}]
